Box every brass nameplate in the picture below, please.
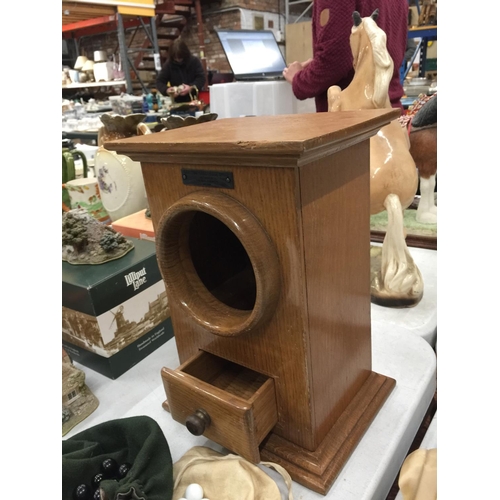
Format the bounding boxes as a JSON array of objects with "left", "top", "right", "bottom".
[{"left": 181, "top": 169, "right": 234, "bottom": 189}]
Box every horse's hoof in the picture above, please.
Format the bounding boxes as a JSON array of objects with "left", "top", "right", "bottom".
[
  {"left": 370, "top": 289, "right": 423, "bottom": 308},
  {"left": 416, "top": 211, "right": 437, "bottom": 224},
  {"left": 370, "top": 245, "right": 424, "bottom": 308}
]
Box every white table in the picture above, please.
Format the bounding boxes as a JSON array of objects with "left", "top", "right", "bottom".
[
  {"left": 209, "top": 81, "right": 316, "bottom": 119},
  {"left": 66, "top": 324, "right": 437, "bottom": 499}
]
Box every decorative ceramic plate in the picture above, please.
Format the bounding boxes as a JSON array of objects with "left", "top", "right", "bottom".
[{"left": 94, "top": 147, "right": 148, "bottom": 222}]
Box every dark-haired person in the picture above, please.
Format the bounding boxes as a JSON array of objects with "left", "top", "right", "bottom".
[
  {"left": 283, "top": 0, "right": 408, "bottom": 113},
  {"left": 156, "top": 39, "right": 206, "bottom": 103}
]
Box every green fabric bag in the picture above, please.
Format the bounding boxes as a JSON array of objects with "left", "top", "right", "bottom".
[{"left": 62, "top": 416, "right": 173, "bottom": 500}]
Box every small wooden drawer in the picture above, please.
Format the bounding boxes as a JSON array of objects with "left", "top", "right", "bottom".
[{"left": 161, "top": 350, "right": 278, "bottom": 463}]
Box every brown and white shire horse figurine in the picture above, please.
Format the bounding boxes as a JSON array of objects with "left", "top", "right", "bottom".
[
  {"left": 328, "top": 9, "right": 423, "bottom": 307},
  {"left": 409, "top": 94, "right": 437, "bottom": 224}
]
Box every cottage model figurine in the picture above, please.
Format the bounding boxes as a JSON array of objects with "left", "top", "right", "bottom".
[
  {"left": 62, "top": 348, "right": 99, "bottom": 436},
  {"left": 62, "top": 208, "right": 134, "bottom": 265}
]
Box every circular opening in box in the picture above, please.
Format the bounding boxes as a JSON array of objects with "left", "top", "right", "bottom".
[
  {"left": 156, "top": 191, "right": 280, "bottom": 336},
  {"left": 189, "top": 211, "right": 256, "bottom": 310}
]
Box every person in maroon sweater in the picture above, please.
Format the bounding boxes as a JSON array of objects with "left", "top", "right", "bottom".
[{"left": 283, "top": 1, "right": 408, "bottom": 113}]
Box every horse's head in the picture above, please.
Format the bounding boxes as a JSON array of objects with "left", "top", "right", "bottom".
[
  {"left": 349, "top": 9, "right": 393, "bottom": 108},
  {"left": 350, "top": 10, "right": 383, "bottom": 69}
]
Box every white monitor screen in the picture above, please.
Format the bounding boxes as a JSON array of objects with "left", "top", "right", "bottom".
[{"left": 216, "top": 30, "right": 286, "bottom": 79}]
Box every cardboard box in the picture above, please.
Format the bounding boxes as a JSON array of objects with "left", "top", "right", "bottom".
[
  {"left": 111, "top": 209, "right": 155, "bottom": 242},
  {"left": 62, "top": 238, "right": 172, "bottom": 379}
]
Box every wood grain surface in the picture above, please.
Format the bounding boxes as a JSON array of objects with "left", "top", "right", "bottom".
[{"left": 105, "top": 110, "right": 400, "bottom": 163}]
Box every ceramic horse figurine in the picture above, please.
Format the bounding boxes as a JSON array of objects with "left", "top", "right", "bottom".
[
  {"left": 408, "top": 94, "right": 437, "bottom": 224},
  {"left": 328, "top": 9, "right": 423, "bottom": 307}
]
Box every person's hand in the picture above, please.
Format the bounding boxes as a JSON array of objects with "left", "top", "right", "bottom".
[
  {"left": 283, "top": 61, "right": 304, "bottom": 84},
  {"left": 179, "top": 84, "right": 191, "bottom": 96},
  {"left": 301, "top": 58, "right": 313, "bottom": 69}
]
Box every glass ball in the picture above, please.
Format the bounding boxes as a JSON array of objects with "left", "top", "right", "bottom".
[
  {"left": 185, "top": 483, "right": 204, "bottom": 500},
  {"left": 100, "top": 457, "right": 119, "bottom": 478},
  {"left": 117, "top": 462, "right": 132, "bottom": 478},
  {"left": 73, "top": 483, "right": 92, "bottom": 500},
  {"left": 91, "top": 473, "right": 104, "bottom": 490}
]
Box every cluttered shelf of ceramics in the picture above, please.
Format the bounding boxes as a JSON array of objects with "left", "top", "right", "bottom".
[
  {"left": 62, "top": 80, "right": 127, "bottom": 89},
  {"left": 62, "top": 91, "right": 192, "bottom": 136},
  {"left": 62, "top": 54, "right": 208, "bottom": 136}
]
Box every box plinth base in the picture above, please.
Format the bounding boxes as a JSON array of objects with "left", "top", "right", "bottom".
[{"left": 259, "top": 371, "right": 396, "bottom": 495}]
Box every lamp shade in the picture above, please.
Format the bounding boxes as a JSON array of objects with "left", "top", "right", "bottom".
[
  {"left": 82, "top": 60, "right": 95, "bottom": 72},
  {"left": 74, "top": 56, "right": 88, "bottom": 70},
  {"left": 94, "top": 50, "right": 107, "bottom": 62}
]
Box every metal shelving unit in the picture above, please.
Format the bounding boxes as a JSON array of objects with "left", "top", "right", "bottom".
[
  {"left": 62, "top": 80, "right": 127, "bottom": 89},
  {"left": 405, "top": 0, "right": 437, "bottom": 79},
  {"left": 285, "top": 0, "right": 312, "bottom": 24},
  {"left": 62, "top": 1, "right": 160, "bottom": 94},
  {"left": 406, "top": 25, "right": 437, "bottom": 79}
]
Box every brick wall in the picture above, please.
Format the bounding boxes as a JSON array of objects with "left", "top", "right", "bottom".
[{"left": 181, "top": 11, "right": 241, "bottom": 73}]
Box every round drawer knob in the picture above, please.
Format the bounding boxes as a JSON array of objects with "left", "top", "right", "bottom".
[{"left": 186, "top": 408, "right": 211, "bottom": 436}]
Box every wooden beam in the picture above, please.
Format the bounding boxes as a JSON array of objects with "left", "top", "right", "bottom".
[
  {"left": 62, "top": 14, "right": 116, "bottom": 31},
  {"left": 62, "top": 1, "right": 155, "bottom": 26},
  {"left": 62, "top": 2, "right": 116, "bottom": 24},
  {"left": 62, "top": 15, "right": 148, "bottom": 38},
  {"left": 66, "top": 0, "right": 154, "bottom": 7},
  {"left": 117, "top": 6, "right": 155, "bottom": 16}
]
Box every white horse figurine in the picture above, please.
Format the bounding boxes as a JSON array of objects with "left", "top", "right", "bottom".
[{"left": 328, "top": 9, "right": 423, "bottom": 307}]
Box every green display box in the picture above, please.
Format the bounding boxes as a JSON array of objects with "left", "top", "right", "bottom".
[{"left": 62, "top": 238, "right": 173, "bottom": 379}]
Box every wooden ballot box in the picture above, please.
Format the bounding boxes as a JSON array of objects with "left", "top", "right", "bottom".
[{"left": 105, "top": 110, "right": 399, "bottom": 494}]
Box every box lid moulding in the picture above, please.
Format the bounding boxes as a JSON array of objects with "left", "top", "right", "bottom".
[{"left": 104, "top": 110, "right": 400, "bottom": 166}]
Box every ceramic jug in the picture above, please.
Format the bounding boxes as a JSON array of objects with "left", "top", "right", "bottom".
[
  {"left": 63, "top": 148, "right": 89, "bottom": 210},
  {"left": 62, "top": 148, "right": 88, "bottom": 184},
  {"left": 65, "top": 177, "right": 111, "bottom": 224}
]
